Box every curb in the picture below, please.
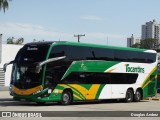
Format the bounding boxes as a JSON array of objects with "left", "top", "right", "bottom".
[
  {"left": 143, "top": 97, "right": 160, "bottom": 101},
  {"left": 151, "top": 98, "right": 160, "bottom": 101}
]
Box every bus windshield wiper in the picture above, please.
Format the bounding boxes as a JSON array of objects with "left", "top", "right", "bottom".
[
  {"left": 35, "top": 56, "right": 66, "bottom": 73},
  {"left": 3, "top": 60, "right": 14, "bottom": 72}
]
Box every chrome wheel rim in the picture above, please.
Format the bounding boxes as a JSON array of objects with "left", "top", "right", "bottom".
[
  {"left": 136, "top": 91, "right": 141, "bottom": 100},
  {"left": 127, "top": 92, "right": 132, "bottom": 101},
  {"left": 63, "top": 93, "right": 69, "bottom": 104}
]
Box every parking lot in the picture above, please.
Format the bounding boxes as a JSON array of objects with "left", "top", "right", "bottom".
[{"left": 0, "top": 91, "right": 160, "bottom": 120}]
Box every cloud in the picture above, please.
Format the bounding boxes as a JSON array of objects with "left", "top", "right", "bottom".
[
  {"left": 84, "top": 32, "right": 126, "bottom": 46},
  {"left": 1, "top": 22, "right": 56, "bottom": 36},
  {"left": 0, "top": 22, "right": 126, "bottom": 46},
  {"left": 0, "top": 22, "right": 72, "bottom": 41},
  {"left": 80, "top": 15, "right": 103, "bottom": 21},
  {"left": 86, "top": 32, "right": 125, "bottom": 39}
]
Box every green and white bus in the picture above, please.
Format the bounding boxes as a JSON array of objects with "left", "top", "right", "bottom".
[{"left": 4, "top": 41, "right": 158, "bottom": 105}]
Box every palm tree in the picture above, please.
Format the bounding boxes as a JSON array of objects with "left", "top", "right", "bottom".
[{"left": 0, "top": 0, "right": 9, "bottom": 13}]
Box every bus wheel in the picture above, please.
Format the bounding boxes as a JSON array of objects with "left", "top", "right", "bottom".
[
  {"left": 125, "top": 89, "right": 133, "bottom": 102},
  {"left": 36, "top": 102, "right": 45, "bottom": 105},
  {"left": 61, "top": 90, "right": 72, "bottom": 105},
  {"left": 134, "top": 89, "right": 142, "bottom": 102}
]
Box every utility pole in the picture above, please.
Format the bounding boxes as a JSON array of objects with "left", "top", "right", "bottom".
[
  {"left": 74, "top": 34, "right": 85, "bottom": 42},
  {"left": 107, "top": 36, "right": 108, "bottom": 45}
]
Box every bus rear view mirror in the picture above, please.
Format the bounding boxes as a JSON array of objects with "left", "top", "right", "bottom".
[
  {"left": 35, "top": 56, "right": 66, "bottom": 73},
  {"left": 3, "top": 61, "right": 14, "bottom": 72},
  {"left": 3, "top": 63, "right": 7, "bottom": 72},
  {"left": 35, "top": 64, "right": 42, "bottom": 73}
]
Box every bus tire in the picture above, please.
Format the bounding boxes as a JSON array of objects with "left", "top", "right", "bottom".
[
  {"left": 134, "top": 89, "right": 142, "bottom": 102},
  {"left": 60, "top": 90, "right": 72, "bottom": 105},
  {"left": 125, "top": 89, "right": 133, "bottom": 102}
]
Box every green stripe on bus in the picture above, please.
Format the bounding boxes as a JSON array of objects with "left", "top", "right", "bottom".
[
  {"left": 62, "top": 61, "right": 119, "bottom": 80},
  {"left": 142, "top": 66, "right": 158, "bottom": 88},
  {"left": 65, "top": 84, "right": 86, "bottom": 100},
  {"left": 95, "top": 84, "right": 106, "bottom": 99}
]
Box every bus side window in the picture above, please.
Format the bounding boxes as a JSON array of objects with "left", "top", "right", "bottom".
[
  {"left": 93, "top": 48, "right": 114, "bottom": 61},
  {"left": 66, "top": 46, "right": 93, "bottom": 61},
  {"left": 49, "top": 46, "right": 66, "bottom": 58}
]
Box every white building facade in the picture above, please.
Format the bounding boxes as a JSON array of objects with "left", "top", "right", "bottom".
[
  {"left": 127, "top": 34, "right": 134, "bottom": 47},
  {"left": 141, "top": 19, "right": 160, "bottom": 45},
  {"left": 0, "top": 44, "right": 23, "bottom": 87},
  {"left": 127, "top": 34, "right": 140, "bottom": 47}
]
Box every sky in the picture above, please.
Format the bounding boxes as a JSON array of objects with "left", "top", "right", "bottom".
[{"left": 0, "top": 0, "right": 160, "bottom": 47}]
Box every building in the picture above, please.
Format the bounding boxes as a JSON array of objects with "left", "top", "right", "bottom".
[
  {"left": 127, "top": 34, "right": 140, "bottom": 47},
  {"left": 0, "top": 44, "right": 22, "bottom": 87},
  {"left": 127, "top": 34, "right": 134, "bottom": 47},
  {"left": 141, "top": 19, "right": 160, "bottom": 45}
]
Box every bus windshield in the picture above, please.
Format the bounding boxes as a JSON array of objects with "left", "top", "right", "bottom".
[
  {"left": 11, "top": 65, "right": 43, "bottom": 89},
  {"left": 15, "top": 44, "right": 50, "bottom": 64},
  {"left": 11, "top": 43, "right": 51, "bottom": 89}
]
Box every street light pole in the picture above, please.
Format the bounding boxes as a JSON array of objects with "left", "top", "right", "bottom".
[{"left": 74, "top": 34, "right": 85, "bottom": 42}]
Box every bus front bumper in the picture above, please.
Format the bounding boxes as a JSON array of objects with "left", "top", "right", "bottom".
[{"left": 12, "top": 89, "right": 62, "bottom": 102}]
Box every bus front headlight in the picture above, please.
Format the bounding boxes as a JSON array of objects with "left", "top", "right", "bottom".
[
  {"left": 33, "top": 89, "right": 42, "bottom": 95},
  {"left": 48, "top": 89, "right": 52, "bottom": 94},
  {"left": 9, "top": 84, "right": 13, "bottom": 96}
]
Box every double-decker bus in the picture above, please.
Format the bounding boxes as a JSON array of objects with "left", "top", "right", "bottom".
[{"left": 4, "top": 41, "right": 157, "bottom": 105}]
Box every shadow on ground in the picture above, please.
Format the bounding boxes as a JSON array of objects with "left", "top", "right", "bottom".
[{"left": 0, "top": 98, "right": 149, "bottom": 107}]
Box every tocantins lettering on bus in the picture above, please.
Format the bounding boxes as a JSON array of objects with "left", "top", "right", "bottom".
[{"left": 125, "top": 64, "right": 145, "bottom": 73}]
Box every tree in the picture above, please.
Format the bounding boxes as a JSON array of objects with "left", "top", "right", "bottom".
[
  {"left": 131, "top": 43, "right": 140, "bottom": 48},
  {"left": 17, "top": 37, "right": 24, "bottom": 45},
  {"left": 0, "top": 0, "right": 10, "bottom": 13},
  {"left": 131, "top": 38, "right": 156, "bottom": 49},
  {"left": 7, "top": 37, "right": 13, "bottom": 44},
  {"left": 140, "top": 38, "right": 156, "bottom": 49},
  {"left": 7, "top": 37, "right": 24, "bottom": 45}
]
